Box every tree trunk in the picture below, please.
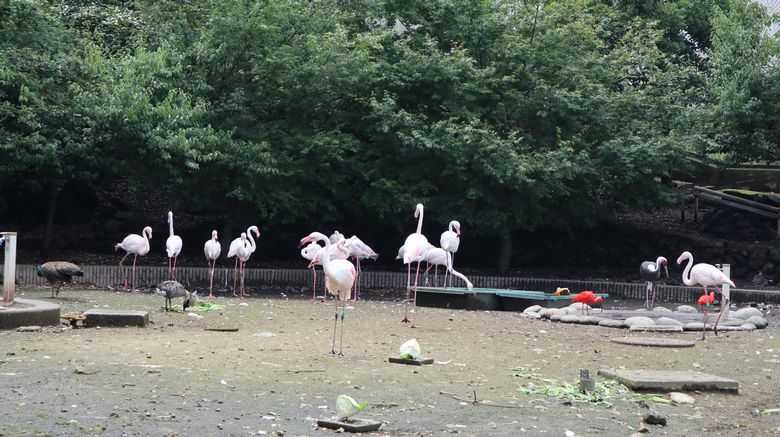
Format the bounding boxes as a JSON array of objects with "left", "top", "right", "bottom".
[
  {"left": 41, "top": 181, "right": 61, "bottom": 256},
  {"left": 497, "top": 225, "right": 512, "bottom": 273}
]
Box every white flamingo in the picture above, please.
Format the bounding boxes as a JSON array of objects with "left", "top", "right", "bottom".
[
  {"left": 422, "top": 247, "right": 449, "bottom": 286},
  {"left": 236, "top": 225, "right": 260, "bottom": 298},
  {"left": 226, "top": 233, "right": 247, "bottom": 297},
  {"left": 401, "top": 203, "right": 429, "bottom": 327},
  {"left": 344, "top": 235, "right": 378, "bottom": 300},
  {"left": 300, "top": 232, "right": 356, "bottom": 356},
  {"left": 165, "top": 211, "right": 183, "bottom": 280},
  {"left": 114, "top": 226, "right": 152, "bottom": 293},
  {"left": 440, "top": 220, "right": 461, "bottom": 288},
  {"left": 204, "top": 230, "right": 221, "bottom": 298},
  {"left": 301, "top": 241, "right": 323, "bottom": 301},
  {"left": 677, "top": 251, "right": 736, "bottom": 338}
]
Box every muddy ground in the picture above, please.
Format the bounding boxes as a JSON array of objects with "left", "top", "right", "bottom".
[{"left": 1, "top": 285, "right": 779, "bottom": 437}]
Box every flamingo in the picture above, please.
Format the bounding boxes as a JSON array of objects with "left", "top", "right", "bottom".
[
  {"left": 226, "top": 233, "right": 247, "bottom": 297},
  {"left": 677, "top": 251, "right": 736, "bottom": 338},
  {"left": 329, "top": 230, "right": 344, "bottom": 244},
  {"left": 204, "top": 230, "right": 221, "bottom": 298},
  {"left": 114, "top": 226, "right": 152, "bottom": 293},
  {"left": 572, "top": 291, "right": 603, "bottom": 315},
  {"left": 300, "top": 232, "right": 356, "bottom": 356},
  {"left": 697, "top": 291, "right": 716, "bottom": 340},
  {"left": 344, "top": 235, "right": 378, "bottom": 300},
  {"left": 309, "top": 239, "right": 350, "bottom": 304},
  {"left": 639, "top": 256, "right": 668, "bottom": 309},
  {"left": 440, "top": 220, "right": 461, "bottom": 288},
  {"left": 165, "top": 211, "right": 183, "bottom": 280},
  {"left": 301, "top": 241, "right": 323, "bottom": 301},
  {"left": 422, "top": 248, "right": 449, "bottom": 287},
  {"left": 401, "top": 203, "right": 429, "bottom": 327},
  {"left": 236, "top": 225, "right": 260, "bottom": 298}
]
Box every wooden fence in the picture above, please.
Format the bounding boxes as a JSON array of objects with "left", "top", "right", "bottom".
[{"left": 8, "top": 264, "right": 780, "bottom": 304}]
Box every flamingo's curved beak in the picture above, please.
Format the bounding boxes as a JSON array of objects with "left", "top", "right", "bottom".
[
  {"left": 456, "top": 226, "right": 461, "bottom": 236},
  {"left": 663, "top": 264, "right": 669, "bottom": 278},
  {"left": 299, "top": 236, "right": 313, "bottom": 247}
]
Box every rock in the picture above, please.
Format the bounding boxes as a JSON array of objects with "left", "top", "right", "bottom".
[
  {"left": 744, "top": 316, "right": 768, "bottom": 329},
  {"left": 684, "top": 322, "right": 713, "bottom": 331},
  {"left": 740, "top": 323, "right": 757, "bottom": 331},
  {"left": 625, "top": 317, "right": 655, "bottom": 327},
  {"left": 652, "top": 307, "right": 673, "bottom": 313},
  {"left": 560, "top": 315, "right": 581, "bottom": 323},
  {"left": 669, "top": 392, "right": 695, "bottom": 404},
  {"left": 721, "top": 319, "right": 748, "bottom": 327},
  {"left": 540, "top": 308, "right": 567, "bottom": 319},
  {"left": 17, "top": 326, "right": 42, "bottom": 332},
  {"left": 733, "top": 307, "right": 764, "bottom": 320},
  {"left": 524, "top": 305, "right": 542, "bottom": 314},
  {"left": 630, "top": 324, "right": 683, "bottom": 332},
  {"left": 579, "top": 316, "right": 602, "bottom": 325},
  {"left": 524, "top": 312, "right": 542, "bottom": 319},
  {"left": 568, "top": 302, "right": 587, "bottom": 310},
  {"left": 655, "top": 317, "right": 683, "bottom": 327},
  {"left": 675, "top": 305, "right": 699, "bottom": 313},
  {"left": 599, "top": 319, "right": 627, "bottom": 329},
  {"left": 643, "top": 413, "right": 667, "bottom": 426},
  {"left": 550, "top": 314, "right": 564, "bottom": 322}
]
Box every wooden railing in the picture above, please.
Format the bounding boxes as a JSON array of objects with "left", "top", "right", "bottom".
[{"left": 691, "top": 186, "right": 780, "bottom": 237}]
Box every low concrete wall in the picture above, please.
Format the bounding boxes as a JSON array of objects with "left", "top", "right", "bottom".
[
  {"left": 8, "top": 264, "right": 780, "bottom": 304},
  {"left": 0, "top": 298, "right": 60, "bottom": 329}
]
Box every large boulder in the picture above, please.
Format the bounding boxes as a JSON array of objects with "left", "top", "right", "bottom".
[
  {"left": 744, "top": 316, "right": 768, "bottom": 329},
  {"left": 599, "top": 319, "right": 627, "bottom": 329},
  {"left": 655, "top": 317, "right": 683, "bottom": 327},
  {"left": 675, "top": 305, "right": 699, "bottom": 314},
  {"left": 733, "top": 307, "right": 764, "bottom": 320}
]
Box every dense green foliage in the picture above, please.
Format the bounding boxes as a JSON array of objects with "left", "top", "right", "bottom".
[{"left": 1, "top": 0, "right": 778, "bottom": 266}]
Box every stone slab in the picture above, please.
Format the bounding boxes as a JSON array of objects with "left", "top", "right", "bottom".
[
  {"left": 0, "top": 298, "right": 60, "bottom": 329},
  {"left": 629, "top": 325, "right": 684, "bottom": 333},
  {"left": 317, "top": 418, "right": 382, "bottom": 432},
  {"left": 388, "top": 357, "right": 434, "bottom": 366},
  {"left": 83, "top": 309, "right": 149, "bottom": 328},
  {"left": 598, "top": 368, "right": 739, "bottom": 392},
  {"left": 611, "top": 337, "right": 695, "bottom": 348}
]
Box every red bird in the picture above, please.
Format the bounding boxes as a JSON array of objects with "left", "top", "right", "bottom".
[
  {"left": 572, "top": 291, "right": 604, "bottom": 315},
  {"left": 696, "top": 292, "right": 715, "bottom": 340}
]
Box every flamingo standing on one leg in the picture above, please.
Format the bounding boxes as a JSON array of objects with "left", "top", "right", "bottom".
[
  {"left": 204, "top": 230, "right": 221, "bottom": 298},
  {"left": 677, "top": 251, "right": 736, "bottom": 338},
  {"left": 226, "top": 233, "right": 247, "bottom": 297},
  {"left": 165, "top": 211, "right": 183, "bottom": 280},
  {"left": 300, "top": 232, "right": 356, "bottom": 356},
  {"left": 309, "top": 239, "right": 350, "bottom": 305},
  {"left": 401, "top": 203, "right": 429, "bottom": 327},
  {"left": 572, "top": 291, "right": 604, "bottom": 315},
  {"left": 697, "top": 291, "right": 715, "bottom": 340},
  {"left": 440, "top": 220, "right": 461, "bottom": 288},
  {"left": 114, "top": 226, "right": 152, "bottom": 293},
  {"left": 345, "top": 235, "right": 378, "bottom": 301},
  {"left": 236, "top": 225, "right": 260, "bottom": 297},
  {"left": 639, "top": 256, "right": 668, "bottom": 309}
]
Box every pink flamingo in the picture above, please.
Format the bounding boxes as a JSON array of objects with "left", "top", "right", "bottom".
[
  {"left": 677, "top": 251, "right": 736, "bottom": 338},
  {"left": 114, "top": 226, "right": 152, "bottom": 293},
  {"left": 440, "top": 220, "right": 460, "bottom": 288},
  {"left": 308, "top": 239, "right": 350, "bottom": 305},
  {"left": 422, "top": 247, "right": 450, "bottom": 287},
  {"left": 401, "top": 203, "right": 429, "bottom": 327},
  {"left": 300, "top": 232, "right": 356, "bottom": 356},
  {"left": 203, "top": 230, "right": 221, "bottom": 298},
  {"left": 165, "top": 211, "right": 183, "bottom": 280},
  {"left": 226, "top": 233, "right": 247, "bottom": 297},
  {"left": 236, "top": 225, "right": 259, "bottom": 297},
  {"left": 301, "top": 241, "right": 323, "bottom": 301},
  {"left": 344, "top": 235, "right": 378, "bottom": 300}
]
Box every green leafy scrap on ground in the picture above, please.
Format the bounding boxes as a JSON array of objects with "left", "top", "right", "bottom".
[
  {"left": 189, "top": 300, "right": 225, "bottom": 312},
  {"left": 756, "top": 408, "right": 780, "bottom": 415}
]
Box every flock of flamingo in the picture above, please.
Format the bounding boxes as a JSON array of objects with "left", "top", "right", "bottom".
[
  {"left": 111, "top": 205, "right": 464, "bottom": 354},
  {"left": 108, "top": 204, "right": 740, "bottom": 353}
]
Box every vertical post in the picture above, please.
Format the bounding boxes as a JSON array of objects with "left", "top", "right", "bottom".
[
  {"left": 2, "top": 232, "right": 17, "bottom": 306},
  {"left": 719, "top": 263, "right": 731, "bottom": 320}
]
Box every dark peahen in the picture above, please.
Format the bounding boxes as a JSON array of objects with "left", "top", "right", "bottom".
[{"left": 34, "top": 262, "right": 84, "bottom": 297}]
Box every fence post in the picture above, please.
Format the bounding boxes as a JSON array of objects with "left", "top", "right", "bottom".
[
  {"left": 718, "top": 263, "right": 731, "bottom": 320},
  {"left": 2, "top": 232, "right": 17, "bottom": 306}
]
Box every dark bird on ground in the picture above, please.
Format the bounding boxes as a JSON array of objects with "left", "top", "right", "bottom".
[
  {"left": 154, "top": 280, "right": 193, "bottom": 312},
  {"left": 639, "top": 256, "right": 669, "bottom": 309},
  {"left": 35, "top": 262, "right": 84, "bottom": 298}
]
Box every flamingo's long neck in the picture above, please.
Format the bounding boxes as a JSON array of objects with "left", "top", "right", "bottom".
[
  {"left": 245, "top": 227, "right": 257, "bottom": 252},
  {"left": 168, "top": 214, "right": 174, "bottom": 237},
  {"left": 318, "top": 235, "right": 333, "bottom": 272},
  {"left": 681, "top": 255, "right": 695, "bottom": 286},
  {"left": 416, "top": 206, "right": 424, "bottom": 234},
  {"left": 449, "top": 221, "right": 455, "bottom": 233}
]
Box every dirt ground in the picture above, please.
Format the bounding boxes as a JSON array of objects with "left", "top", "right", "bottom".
[{"left": 1, "top": 285, "right": 779, "bottom": 437}]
